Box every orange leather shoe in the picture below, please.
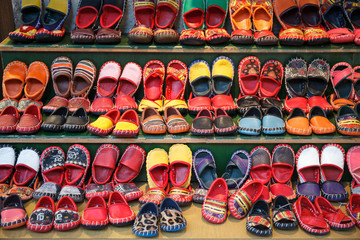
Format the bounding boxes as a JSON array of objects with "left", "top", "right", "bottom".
[
  {"left": 273, "top": 0, "right": 302, "bottom": 30},
  {"left": 309, "top": 106, "right": 335, "bottom": 135},
  {"left": 24, "top": 61, "right": 50, "bottom": 101},
  {"left": 229, "top": 0, "right": 253, "bottom": 44},
  {"left": 286, "top": 108, "right": 312, "bottom": 135},
  {"left": 2, "top": 61, "right": 27, "bottom": 100}
]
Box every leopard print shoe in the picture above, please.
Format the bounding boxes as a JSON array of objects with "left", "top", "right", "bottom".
[{"left": 132, "top": 202, "right": 159, "bottom": 237}]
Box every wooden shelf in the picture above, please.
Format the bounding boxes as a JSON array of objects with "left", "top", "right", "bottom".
[
  {"left": 1, "top": 36, "right": 360, "bottom": 54},
  {"left": 1, "top": 182, "right": 358, "bottom": 240}
]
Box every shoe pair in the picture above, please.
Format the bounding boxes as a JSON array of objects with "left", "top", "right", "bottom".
[
  {"left": 0, "top": 147, "right": 40, "bottom": 202},
  {"left": 85, "top": 144, "right": 145, "bottom": 200},
  {"left": 71, "top": 0, "right": 126, "bottom": 44},
  {"left": 42, "top": 106, "right": 89, "bottom": 132},
  {"left": 133, "top": 198, "right": 186, "bottom": 237},
  {"left": 33, "top": 144, "right": 90, "bottom": 203},
  {"left": 286, "top": 107, "right": 335, "bottom": 136},
  {"left": 0, "top": 105, "right": 42, "bottom": 135},
  {"left": 1, "top": 61, "right": 49, "bottom": 113},
  {"left": 230, "top": 0, "right": 278, "bottom": 46},
  {"left": 9, "top": 0, "right": 71, "bottom": 43},
  {"left": 139, "top": 145, "right": 193, "bottom": 206},
  {"left": 141, "top": 106, "right": 190, "bottom": 135},
  {"left": 274, "top": 0, "right": 329, "bottom": 46},
  {"left": 238, "top": 106, "right": 285, "bottom": 135},
  {"left": 138, "top": 60, "right": 188, "bottom": 114},
  {"left": 191, "top": 109, "right": 237, "bottom": 136},
  {"left": 128, "top": 0, "right": 180, "bottom": 44},
  {"left": 188, "top": 57, "right": 237, "bottom": 115},
  {"left": 180, "top": 0, "right": 230, "bottom": 45},
  {"left": 43, "top": 57, "right": 96, "bottom": 113},
  {"left": 27, "top": 196, "right": 80, "bottom": 232},
  {"left": 296, "top": 144, "right": 349, "bottom": 202},
  {"left": 82, "top": 193, "right": 136, "bottom": 229}
]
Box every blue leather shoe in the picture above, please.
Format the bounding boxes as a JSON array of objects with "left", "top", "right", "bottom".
[
  {"left": 262, "top": 106, "right": 285, "bottom": 135},
  {"left": 238, "top": 107, "right": 262, "bottom": 135}
]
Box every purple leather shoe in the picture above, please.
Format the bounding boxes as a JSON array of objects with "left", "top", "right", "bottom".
[{"left": 221, "top": 150, "right": 251, "bottom": 189}]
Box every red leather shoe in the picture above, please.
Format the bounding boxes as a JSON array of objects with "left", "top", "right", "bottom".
[
  {"left": 188, "top": 93, "right": 213, "bottom": 115},
  {"left": 16, "top": 104, "right": 42, "bottom": 134},
  {"left": 0, "top": 106, "right": 19, "bottom": 133},
  {"left": 54, "top": 196, "right": 80, "bottom": 231},
  {"left": 27, "top": 196, "right": 55, "bottom": 232},
  {"left": 108, "top": 192, "right": 136, "bottom": 226},
  {"left": 81, "top": 196, "right": 109, "bottom": 229},
  {"left": 211, "top": 94, "right": 237, "bottom": 115}
]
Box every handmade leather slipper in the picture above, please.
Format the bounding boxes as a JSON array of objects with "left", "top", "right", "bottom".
[
  {"left": 236, "top": 95, "right": 260, "bottom": 114},
  {"left": 187, "top": 92, "right": 213, "bottom": 115},
  {"left": 0, "top": 145, "right": 16, "bottom": 190},
  {"left": 294, "top": 196, "right": 330, "bottom": 235},
  {"left": 96, "top": 0, "right": 127, "bottom": 44},
  {"left": 2, "top": 61, "right": 27, "bottom": 100},
  {"left": 139, "top": 186, "right": 168, "bottom": 205},
  {"left": 262, "top": 106, "right": 285, "bottom": 135},
  {"left": 211, "top": 94, "right": 237, "bottom": 115},
  {"left": 228, "top": 180, "right": 263, "bottom": 219},
  {"left": 35, "top": 0, "right": 71, "bottom": 43},
  {"left": 250, "top": 146, "right": 272, "bottom": 186},
  {"left": 189, "top": 60, "right": 212, "bottom": 97},
  {"left": 51, "top": 56, "right": 73, "bottom": 98},
  {"left": 91, "top": 61, "right": 121, "bottom": 115},
  {"left": 54, "top": 196, "right": 81, "bottom": 231},
  {"left": 336, "top": 105, "right": 360, "bottom": 136},
  {"left": 214, "top": 108, "right": 237, "bottom": 135},
  {"left": 141, "top": 107, "right": 166, "bottom": 134},
  {"left": 180, "top": 0, "right": 206, "bottom": 45},
  {"left": 168, "top": 144, "right": 192, "bottom": 189},
  {"left": 113, "top": 145, "right": 146, "bottom": 183},
  {"left": 108, "top": 191, "right": 136, "bottom": 226},
  {"left": 115, "top": 62, "right": 142, "bottom": 112},
  {"left": 296, "top": 145, "right": 321, "bottom": 201},
  {"left": 347, "top": 146, "right": 360, "bottom": 194},
  {"left": 238, "top": 56, "right": 261, "bottom": 96},
  {"left": 315, "top": 196, "right": 355, "bottom": 230},
  {"left": 297, "top": 0, "right": 321, "bottom": 27},
  {"left": 153, "top": 0, "right": 180, "bottom": 44},
  {"left": 81, "top": 196, "right": 109, "bottom": 229},
  {"left": 259, "top": 60, "right": 284, "bottom": 98},
  {"left": 205, "top": 0, "right": 230, "bottom": 44},
  {"left": 113, "top": 182, "right": 143, "bottom": 201},
  {"left": 259, "top": 97, "right": 283, "bottom": 113},
  {"left": 346, "top": 194, "right": 360, "bottom": 228},
  {"left": 320, "top": 144, "right": 348, "bottom": 201},
  {"left": 128, "top": 0, "right": 156, "bottom": 44},
  {"left": 330, "top": 62, "right": 354, "bottom": 106},
  {"left": 211, "top": 56, "right": 234, "bottom": 95},
  {"left": 146, "top": 148, "right": 169, "bottom": 189},
  {"left": 27, "top": 196, "right": 55, "bottom": 232},
  {"left": 246, "top": 200, "right": 272, "bottom": 236},
  {"left": 23, "top": 61, "right": 49, "bottom": 102},
  {"left": 0, "top": 106, "right": 19, "bottom": 134},
  {"left": 92, "top": 144, "right": 120, "bottom": 185},
  {"left": 222, "top": 150, "right": 251, "bottom": 189},
  {"left": 41, "top": 106, "right": 68, "bottom": 132},
  {"left": 167, "top": 186, "right": 193, "bottom": 206},
  {"left": 160, "top": 198, "right": 187, "bottom": 231},
  {"left": 87, "top": 108, "right": 120, "bottom": 136},
  {"left": 273, "top": 0, "right": 302, "bottom": 30},
  {"left": 71, "top": 60, "right": 96, "bottom": 99},
  {"left": 193, "top": 149, "right": 217, "bottom": 189},
  {"left": 9, "top": 0, "right": 42, "bottom": 43},
  {"left": 238, "top": 107, "right": 262, "bottom": 135},
  {"left": 272, "top": 195, "right": 298, "bottom": 230},
  {"left": 252, "top": 0, "right": 278, "bottom": 46},
  {"left": 180, "top": 28, "right": 206, "bottom": 45},
  {"left": 113, "top": 109, "right": 140, "bottom": 137},
  {"left": 153, "top": 27, "right": 180, "bottom": 44},
  {"left": 344, "top": 0, "right": 360, "bottom": 29},
  {"left": 279, "top": 27, "right": 305, "bottom": 46},
  {"left": 63, "top": 107, "right": 89, "bottom": 132},
  {"left": 164, "top": 107, "right": 190, "bottom": 134},
  {"left": 270, "top": 144, "right": 296, "bottom": 200},
  {"left": 309, "top": 106, "right": 335, "bottom": 134},
  {"left": 33, "top": 147, "right": 64, "bottom": 200},
  {"left": 16, "top": 104, "right": 42, "bottom": 134},
  {"left": 164, "top": 60, "right": 188, "bottom": 113},
  {"left": 133, "top": 202, "right": 159, "bottom": 237},
  {"left": 303, "top": 27, "right": 330, "bottom": 45},
  {"left": 202, "top": 178, "right": 228, "bottom": 224},
  {"left": 229, "top": 0, "right": 253, "bottom": 45},
  {"left": 286, "top": 108, "right": 312, "bottom": 135},
  {"left": 191, "top": 109, "right": 214, "bottom": 136},
  {"left": 70, "top": 0, "right": 102, "bottom": 44},
  {"left": 1, "top": 195, "right": 28, "bottom": 229}
]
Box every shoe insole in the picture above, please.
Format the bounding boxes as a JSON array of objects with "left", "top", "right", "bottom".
[
  {"left": 118, "top": 80, "right": 137, "bottom": 96},
  {"left": 287, "top": 78, "right": 306, "bottom": 97},
  {"left": 351, "top": 9, "right": 360, "bottom": 27},
  {"left": 324, "top": 5, "right": 345, "bottom": 28},
  {"left": 101, "top": 5, "right": 122, "bottom": 28},
  {"left": 65, "top": 166, "right": 84, "bottom": 184},
  {"left": 21, "top": 6, "right": 41, "bottom": 25},
  {"left": 242, "top": 75, "right": 259, "bottom": 93},
  {"left": 261, "top": 77, "right": 279, "bottom": 96},
  {"left": 166, "top": 62, "right": 184, "bottom": 99},
  {"left": 14, "top": 166, "right": 36, "bottom": 186},
  {"left": 145, "top": 78, "right": 162, "bottom": 100},
  {"left": 192, "top": 78, "right": 210, "bottom": 96},
  {"left": 251, "top": 166, "right": 271, "bottom": 184},
  {"left": 299, "top": 166, "right": 319, "bottom": 182},
  {"left": 226, "top": 165, "right": 243, "bottom": 180},
  {"left": 213, "top": 76, "right": 231, "bottom": 94},
  {"left": 280, "top": 7, "right": 301, "bottom": 27},
  {"left": 98, "top": 78, "right": 117, "bottom": 96},
  {"left": 72, "top": 76, "right": 90, "bottom": 94},
  {"left": 196, "top": 153, "right": 216, "bottom": 189},
  {"left": 243, "top": 183, "right": 261, "bottom": 199},
  {"left": 206, "top": 6, "right": 225, "bottom": 27},
  {"left": 335, "top": 78, "right": 353, "bottom": 98},
  {"left": 150, "top": 166, "right": 168, "bottom": 187},
  {"left": 273, "top": 164, "right": 293, "bottom": 183},
  {"left": 232, "top": 8, "right": 251, "bottom": 29},
  {"left": 43, "top": 9, "right": 65, "bottom": 26},
  {"left": 115, "top": 165, "right": 135, "bottom": 182},
  {"left": 170, "top": 162, "right": 189, "bottom": 186},
  {"left": 321, "top": 165, "right": 341, "bottom": 181},
  {"left": 253, "top": 8, "right": 271, "bottom": 31},
  {"left": 156, "top": 6, "right": 175, "bottom": 28},
  {"left": 301, "top": 5, "right": 320, "bottom": 27},
  {"left": 184, "top": 9, "right": 204, "bottom": 28},
  {"left": 94, "top": 166, "right": 112, "bottom": 183},
  {"left": 0, "top": 167, "right": 12, "bottom": 182},
  {"left": 44, "top": 169, "right": 63, "bottom": 185},
  {"left": 207, "top": 182, "right": 226, "bottom": 201},
  {"left": 54, "top": 75, "right": 70, "bottom": 95},
  {"left": 135, "top": 8, "right": 155, "bottom": 28},
  {"left": 308, "top": 77, "right": 327, "bottom": 95},
  {"left": 39, "top": 197, "right": 53, "bottom": 208},
  {"left": 77, "top": 7, "right": 98, "bottom": 28},
  {"left": 4, "top": 79, "right": 23, "bottom": 98},
  {"left": 25, "top": 78, "right": 43, "bottom": 97}
]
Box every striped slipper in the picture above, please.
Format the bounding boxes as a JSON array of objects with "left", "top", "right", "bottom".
[
  {"left": 54, "top": 196, "right": 80, "bottom": 231},
  {"left": 246, "top": 200, "right": 272, "bottom": 236},
  {"left": 138, "top": 187, "right": 167, "bottom": 205},
  {"left": 272, "top": 195, "right": 298, "bottom": 230},
  {"left": 167, "top": 186, "right": 193, "bottom": 206},
  {"left": 202, "top": 178, "right": 228, "bottom": 224},
  {"left": 27, "top": 196, "right": 55, "bottom": 232}
]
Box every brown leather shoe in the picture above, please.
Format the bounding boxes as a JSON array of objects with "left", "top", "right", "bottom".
[
  {"left": 141, "top": 107, "right": 166, "bottom": 134},
  {"left": 164, "top": 107, "right": 189, "bottom": 134},
  {"left": 273, "top": 0, "right": 302, "bottom": 29}
]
